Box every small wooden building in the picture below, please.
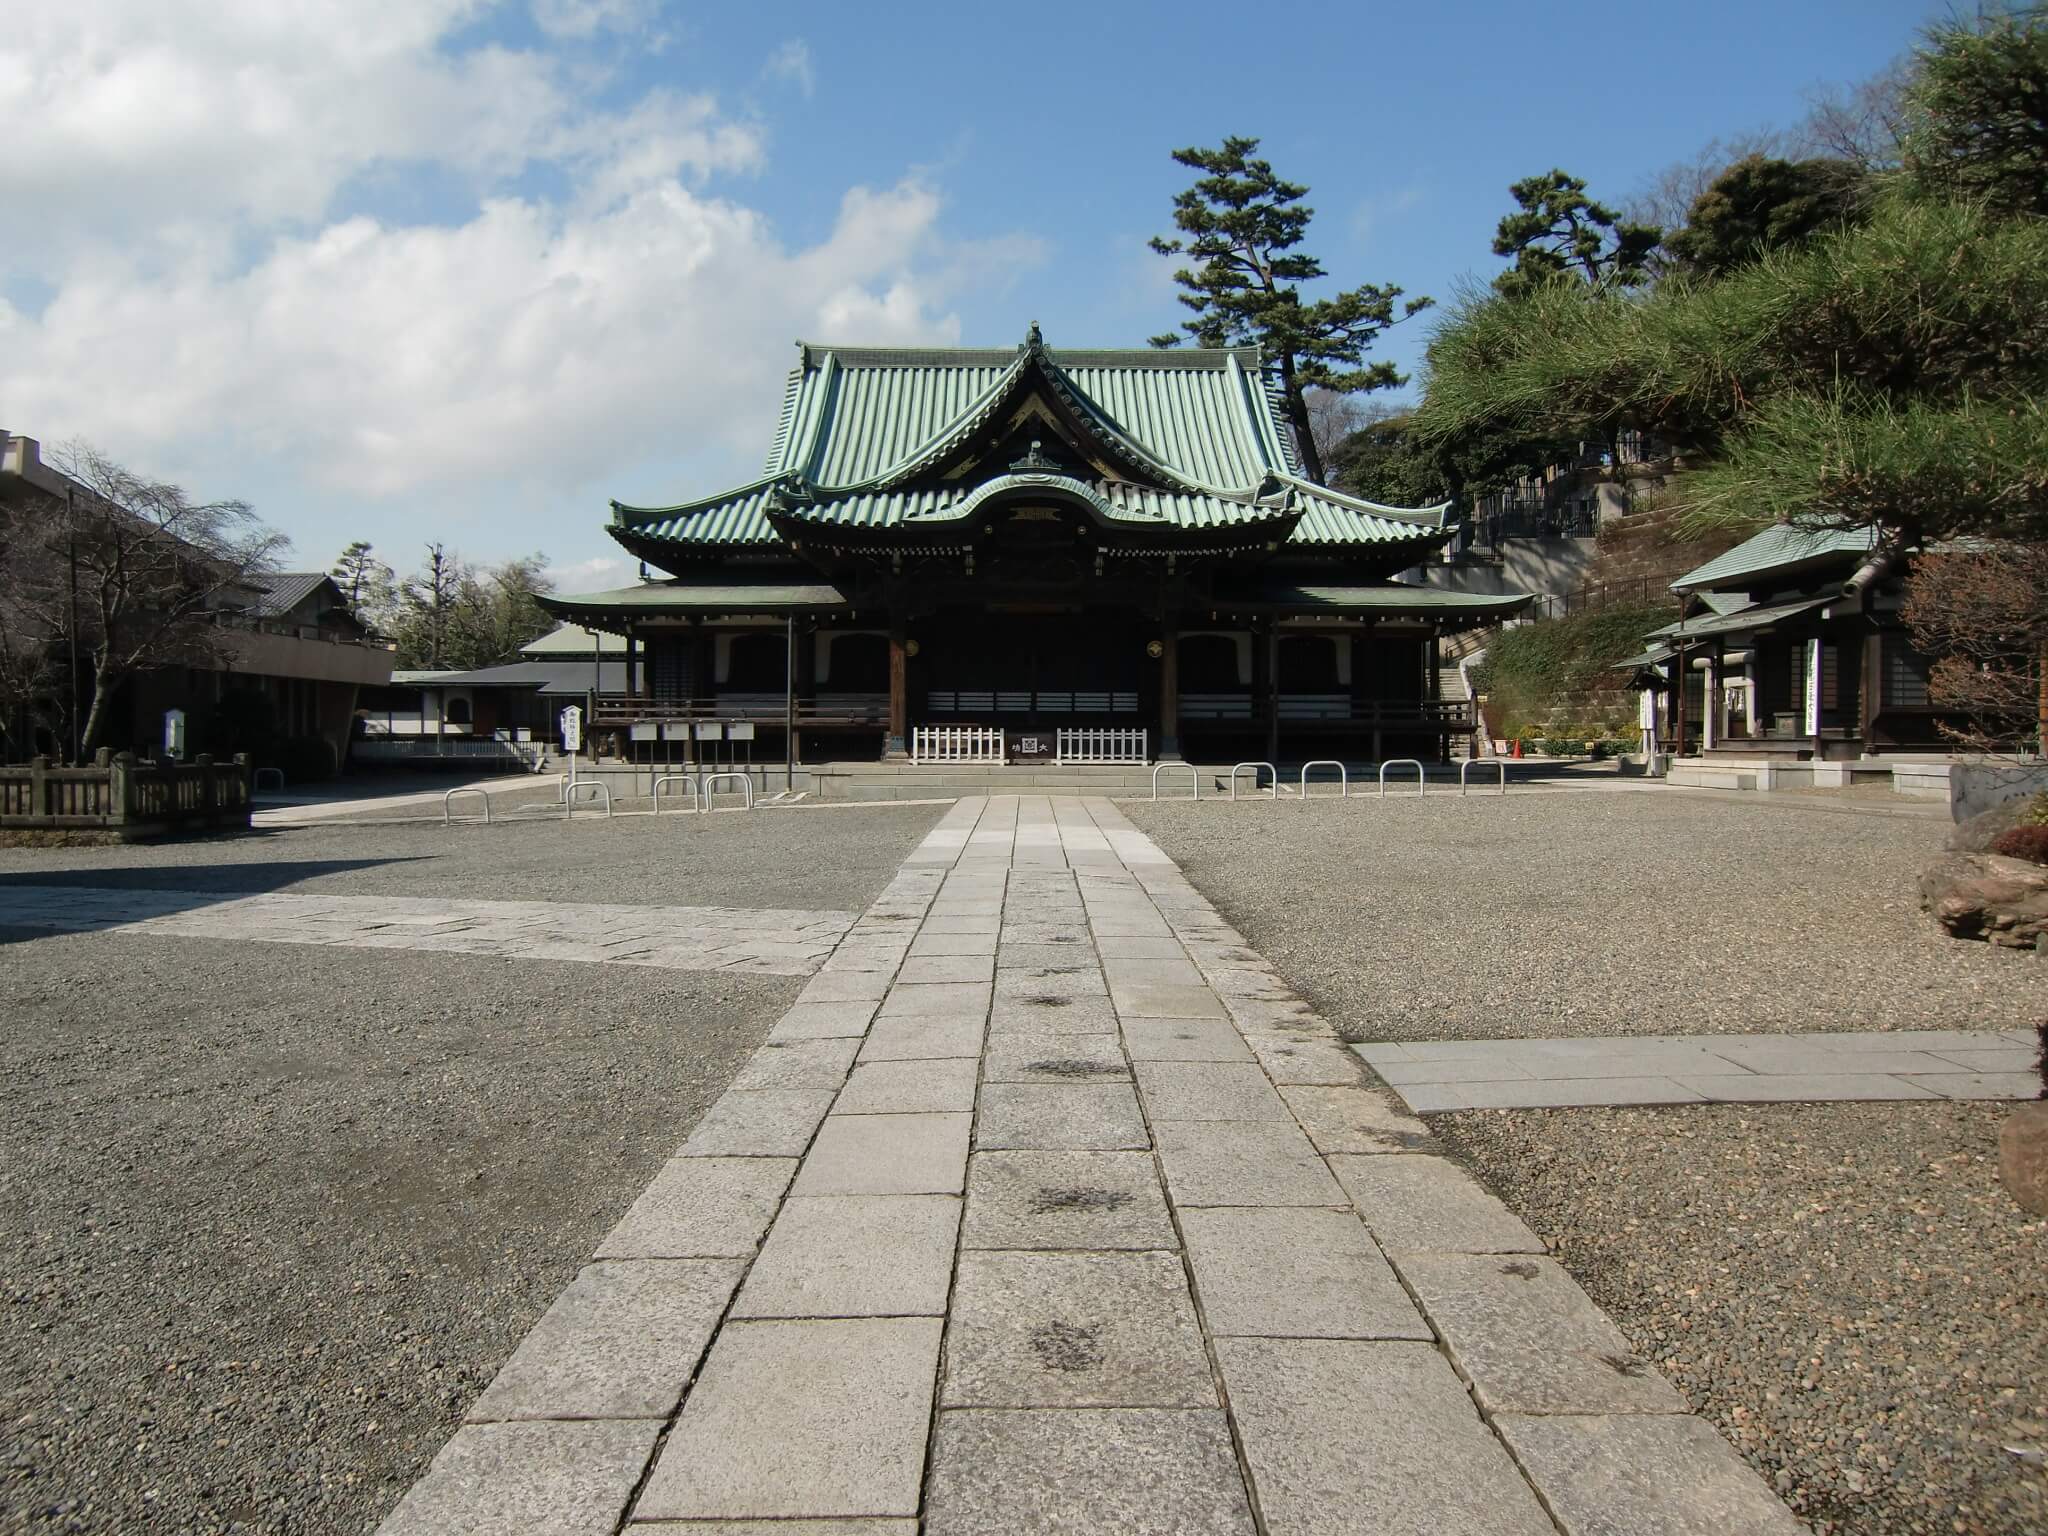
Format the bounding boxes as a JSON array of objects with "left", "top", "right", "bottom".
[
  {"left": 1634, "top": 523, "right": 1957, "bottom": 760},
  {"left": 540, "top": 327, "right": 1531, "bottom": 765}
]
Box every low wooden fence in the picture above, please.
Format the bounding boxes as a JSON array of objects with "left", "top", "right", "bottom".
[
  {"left": 0, "top": 752, "right": 252, "bottom": 837},
  {"left": 912, "top": 726, "right": 1006, "bottom": 764},
  {"left": 1055, "top": 728, "right": 1148, "bottom": 764}
]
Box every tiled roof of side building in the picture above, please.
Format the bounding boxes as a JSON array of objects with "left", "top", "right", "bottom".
[
  {"left": 249, "top": 572, "right": 336, "bottom": 615},
  {"left": 1670, "top": 524, "right": 1879, "bottom": 592},
  {"left": 520, "top": 623, "right": 627, "bottom": 657}
]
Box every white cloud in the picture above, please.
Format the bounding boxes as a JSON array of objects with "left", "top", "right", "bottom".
[
  {"left": 530, "top": 0, "right": 653, "bottom": 38},
  {"left": 550, "top": 554, "right": 632, "bottom": 588},
  {"left": 3, "top": 177, "right": 1032, "bottom": 499},
  {"left": 0, "top": 2, "right": 1045, "bottom": 557},
  {"left": 1, "top": 3, "right": 560, "bottom": 259},
  {"left": 763, "top": 39, "right": 815, "bottom": 98}
]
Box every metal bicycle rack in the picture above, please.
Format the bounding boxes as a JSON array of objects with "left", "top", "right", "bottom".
[
  {"left": 442, "top": 786, "right": 491, "bottom": 824},
  {"left": 564, "top": 780, "right": 613, "bottom": 818},
  {"left": 1299, "top": 759, "right": 1349, "bottom": 799},
  {"left": 252, "top": 767, "right": 286, "bottom": 793},
  {"left": 699, "top": 771, "right": 755, "bottom": 814},
  {"left": 1150, "top": 762, "right": 1200, "bottom": 801},
  {"left": 1460, "top": 759, "right": 1508, "bottom": 797},
  {"left": 652, "top": 774, "right": 702, "bottom": 814},
  {"left": 1227, "top": 761, "right": 1277, "bottom": 800},
  {"left": 1378, "top": 758, "right": 1425, "bottom": 797}
]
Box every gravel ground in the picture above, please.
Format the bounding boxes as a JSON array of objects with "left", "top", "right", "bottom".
[
  {"left": 1434, "top": 1104, "right": 2048, "bottom": 1536},
  {"left": 0, "top": 800, "right": 944, "bottom": 1536},
  {"left": 1125, "top": 789, "right": 2048, "bottom": 1038}
]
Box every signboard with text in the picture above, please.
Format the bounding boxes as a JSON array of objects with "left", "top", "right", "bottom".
[{"left": 559, "top": 706, "right": 582, "bottom": 751}]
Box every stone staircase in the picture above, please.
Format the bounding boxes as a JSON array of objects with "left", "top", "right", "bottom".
[{"left": 1438, "top": 667, "right": 1478, "bottom": 761}]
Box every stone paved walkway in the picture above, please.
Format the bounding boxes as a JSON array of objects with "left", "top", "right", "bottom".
[
  {"left": 1360, "top": 1030, "right": 2041, "bottom": 1112},
  {"left": 377, "top": 794, "right": 1805, "bottom": 1535},
  {"left": 0, "top": 886, "right": 855, "bottom": 976}
]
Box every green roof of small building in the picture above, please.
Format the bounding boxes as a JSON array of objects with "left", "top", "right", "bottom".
[
  {"left": 1650, "top": 594, "right": 1834, "bottom": 640},
  {"left": 1670, "top": 524, "right": 1879, "bottom": 592}
]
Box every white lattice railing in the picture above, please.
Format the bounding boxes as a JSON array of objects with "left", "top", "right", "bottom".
[
  {"left": 1056, "top": 728, "right": 1149, "bottom": 764},
  {"left": 912, "top": 726, "right": 1005, "bottom": 764}
]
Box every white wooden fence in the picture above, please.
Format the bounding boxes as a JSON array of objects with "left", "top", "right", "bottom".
[
  {"left": 1055, "top": 728, "right": 1148, "bottom": 764},
  {"left": 912, "top": 726, "right": 1006, "bottom": 764}
]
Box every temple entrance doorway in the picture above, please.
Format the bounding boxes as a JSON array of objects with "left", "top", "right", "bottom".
[{"left": 917, "top": 610, "right": 1150, "bottom": 730}]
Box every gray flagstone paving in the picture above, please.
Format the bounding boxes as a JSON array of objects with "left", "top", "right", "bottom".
[
  {"left": 1360, "top": 1028, "right": 2038, "bottom": 1110},
  {"left": 375, "top": 793, "right": 1807, "bottom": 1535},
  {"left": 0, "top": 885, "right": 857, "bottom": 976}
]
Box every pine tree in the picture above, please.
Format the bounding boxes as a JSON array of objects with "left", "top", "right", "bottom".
[
  {"left": 330, "top": 540, "right": 395, "bottom": 630},
  {"left": 1491, "top": 170, "right": 1661, "bottom": 295},
  {"left": 1148, "top": 137, "right": 1431, "bottom": 483}
]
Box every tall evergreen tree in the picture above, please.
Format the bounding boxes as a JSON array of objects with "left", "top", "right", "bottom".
[
  {"left": 330, "top": 540, "right": 395, "bottom": 630},
  {"left": 1901, "top": 6, "right": 2048, "bottom": 217},
  {"left": 1415, "top": 12, "right": 2048, "bottom": 550},
  {"left": 1148, "top": 137, "right": 1431, "bottom": 483},
  {"left": 1491, "top": 170, "right": 1661, "bottom": 295},
  {"left": 1662, "top": 155, "right": 1869, "bottom": 278}
]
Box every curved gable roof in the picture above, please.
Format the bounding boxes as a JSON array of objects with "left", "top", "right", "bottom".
[{"left": 762, "top": 330, "right": 1291, "bottom": 494}]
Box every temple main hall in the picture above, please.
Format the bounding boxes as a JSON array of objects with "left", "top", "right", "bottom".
[{"left": 540, "top": 326, "right": 1531, "bottom": 766}]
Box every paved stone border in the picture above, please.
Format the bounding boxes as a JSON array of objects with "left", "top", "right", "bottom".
[
  {"left": 1359, "top": 1030, "right": 2040, "bottom": 1112},
  {"left": 0, "top": 886, "right": 856, "bottom": 976},
  {"left": 377, "top": 795, "right": 1807, "bottom": 1535}
]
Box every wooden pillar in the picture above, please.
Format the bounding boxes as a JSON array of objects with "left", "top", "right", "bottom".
[
  {"left": 687, "top": 622, "right": 711, "bottom": 768},
  {"left": 1803, "top": 636, "right": 1823, "bottom": 743},
  {"left": 1428, "top": 629, "right": 1444, "bottom": 762},
  {"left": 793, "top": 621, "right": 816, "bottom": 770},
  {"left": 1701, "top": 652, "right": 1718, "bottom": 751},
  {"left": 783, "top": 614, "right": 797, "bottom": 787},
  {"left": 1860, "top": 631, "right": 1883, "bottom": 751},
  {"left": 1157, "top": 619, "right": 1181, "bottom": 762},
  {"left": 1672, "top": 642, "right": 1688, "bottom": 758},
  {"left": 886, "top": 618, "right": 909, "bottom": 759},
  {"left": 1262, "top": 623, "right": 1280, "bottom": 766}
]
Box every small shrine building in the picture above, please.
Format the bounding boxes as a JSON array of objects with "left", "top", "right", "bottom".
[{"left": 539, "top": 326, "right": 1531, "bottom": 764}]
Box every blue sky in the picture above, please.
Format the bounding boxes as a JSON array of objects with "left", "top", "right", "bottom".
[{"left": 0, "top": 0, "right": 1937, "bottom": 589}]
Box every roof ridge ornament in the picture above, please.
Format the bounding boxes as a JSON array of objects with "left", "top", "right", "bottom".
[
  {"left": 1021, "top": 320, "right": 1044, "bottom": 354},
  {"left": 1009, "top": 438, "right": 1064, "bottom": 476}
]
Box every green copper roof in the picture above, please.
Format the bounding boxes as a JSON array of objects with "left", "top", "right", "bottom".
[
  {"left": 1651, "top": 594, "right": 1834, "bottom": 640},
  {"left": 614, "top": 481, "right": 1449, "bottom": 552},
  {"left": 1244, "top": 584, "right": 1533, "bottom": 614},
  {"left": 539, "top": 580, "right": 849, "bottom": 616},
  {"left": 616, "top": 472, "right": 1448, "bottom": 550},
  {"left": 1287, "top": 480, "right": 1454, "bottom": 541},
  {"left": 762, "top": 340, "right": 1296, "bottom": 491},
  {"left": 606, "top": 328, "right": 1458, "bottom": 568},
  {"left": 1670, "top": 524, "right": 1879, "bottom": 592}
]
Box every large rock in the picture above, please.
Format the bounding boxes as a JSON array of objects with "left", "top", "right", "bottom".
[
  {"left": 1947, "top": 793, "right": 2048, "bottom": 853},
  {"left": 1919, "top": 853, "right": 2048, "bottom": 948},
  {"left": 2002, "top": 1103, "right": 2048, "bottom": 1217}
]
